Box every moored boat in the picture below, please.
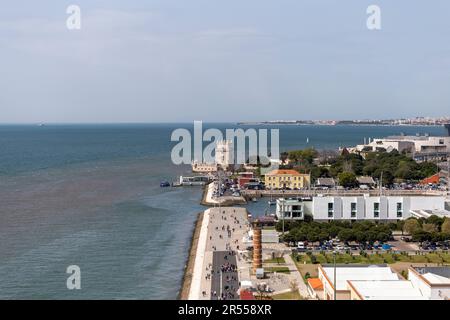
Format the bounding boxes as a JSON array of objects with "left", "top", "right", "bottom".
[{"left": 160, "top": 181, "right": 171, "bottom": 187}]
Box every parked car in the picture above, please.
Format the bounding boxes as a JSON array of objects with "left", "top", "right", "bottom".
[{"left": 297, "top": 242, "right": 306, "bottom": 251}]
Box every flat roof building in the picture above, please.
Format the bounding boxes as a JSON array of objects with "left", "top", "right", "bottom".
[
  {"left": 318, "top": 265, "right": 399, "bottom": 300},
  {"left": 314, "top": 265, "right": 450, "bottom": 300},
  {"left": 348, "top": 280, "right": 427, "bottom": 300},
  {"left": 312, "top": 195, "right": 446, "bottom": 221},
  {"left": 274, "top": 195, "right": 449, "bottom": 222},
  {"left": 350, "top": 135, "right": 450, "bottom": 161},
  {"left": 409, "top": 266, "right": 450, "bottom": 300},
  {"left": 275, "top": 198, "right": 307, "bottom": 220}
]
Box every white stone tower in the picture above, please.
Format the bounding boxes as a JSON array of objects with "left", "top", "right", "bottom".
[{"left": 215, "top": 140, "right": 233, "bottom": 170}]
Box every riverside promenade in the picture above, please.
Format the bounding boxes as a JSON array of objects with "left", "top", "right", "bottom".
[{"left": 188, "top": 207, "right": 251, "bottom": 300}]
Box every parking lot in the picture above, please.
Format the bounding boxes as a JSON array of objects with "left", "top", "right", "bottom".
[{"left": 288, "top": 238, "right": 448, "bottom": 253}]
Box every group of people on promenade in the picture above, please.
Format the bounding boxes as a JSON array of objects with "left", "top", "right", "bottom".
[{"left": 200, "top": 208, "right": 251, "bottom": 300}]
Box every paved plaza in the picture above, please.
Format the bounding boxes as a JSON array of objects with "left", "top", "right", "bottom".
[{"left": 190, "top": 207, "right": 251, "bottom": 300}]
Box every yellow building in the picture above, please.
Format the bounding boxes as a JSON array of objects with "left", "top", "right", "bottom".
[{"left": 264, "top": 169, "right": 311, "bottom": 189}]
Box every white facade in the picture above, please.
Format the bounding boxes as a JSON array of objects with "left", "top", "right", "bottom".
[
  {"left": 275, "top": 198, "right": 305, "bottom": 220},
  {"left": 317, "top": 265, "right": 450, "bottom": 300},
  {"left": 215, "top": 140, "right": 234, "bottom": 169},
  {"left": 348, "top": 280, "right": 427, "bottom": 300},
  {"left": 341, "top": 197, "right": 365, "bottom": 220},
  {"left": 406, "top": 136, "right": 450, "bottom": 153},
  {"left": 319, "top": 266, "right": 399, "bottom": 300},
  {"left": 354, "top": 139, "right": 414, "bottom": 153},
  {"left": 408, "top": 267, "right": 450, "bottom": 300},
  {"left": 313, "top": 195, "right": 445, "bottom": 221},
  {"left": 275, "top": 196, "right": 446, "bottom": 221},
  {"left": 353, "top": 135, "right": 450, "bottom": 154}
]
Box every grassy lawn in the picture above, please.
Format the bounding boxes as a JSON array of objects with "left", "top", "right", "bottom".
[
  {"left": 292, "top": 251, "right": 450, "bottom": 267},
  {"left": 272, "top": 291, "right": 302, "bottom": 300},
  {"left": 410, "top": 255, "right": 429, "bottom": 263},
  {"left": 425, "top": 253, "right": 444, "bottom": 263},
  {"left": 440, "top": 253, "right": 450, "bottom": 262},
  {"left": 381, "top": 253, "right": 396, "bottom": 264},
  {"left": 263, "top": 257, "right": 286, "bottom": 264},
  {"left": 265, "top": 266, "right": 291, "bottom": 274},
  {"left": 392, "top": 253, "right": 413, "bottom": 262},
  {"left": 367, "top": 254, "right": 385, "bottom": 264}
]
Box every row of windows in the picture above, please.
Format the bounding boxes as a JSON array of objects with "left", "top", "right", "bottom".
[
  {"left": 283, "top": 211, "right": 303, "bottom": 218},
  {"left": 267, "top": 176, "right": 304, "bottom": 181},
  {"left": 268, "top": 183, "right": 303, "bottom": 187},
  {"left": 327, "top": 202, "right": 403, "bottom": 218}
]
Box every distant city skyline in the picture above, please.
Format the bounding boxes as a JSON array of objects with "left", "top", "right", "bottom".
[{"left": 2, "top": 1, "right": 450, "bottom": 123}]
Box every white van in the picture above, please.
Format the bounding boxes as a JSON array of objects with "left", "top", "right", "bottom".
[{"left": 297, "top": 242, "right": 306, "bottom": 251}]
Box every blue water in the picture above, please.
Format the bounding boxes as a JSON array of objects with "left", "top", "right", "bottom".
[{"left": 0, "top": 123, "right": 446, "bottom": 299}]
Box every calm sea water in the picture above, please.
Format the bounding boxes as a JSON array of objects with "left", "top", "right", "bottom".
[{"left": 0, "top": 123, "right": 446, "bottom": 299}]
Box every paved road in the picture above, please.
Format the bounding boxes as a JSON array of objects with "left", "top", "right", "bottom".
[{"left": 210, "top": 251, "right": 239, "bottom": 300}]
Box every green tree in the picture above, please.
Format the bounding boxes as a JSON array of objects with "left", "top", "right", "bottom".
[
  {"left": 338, "top": 229, "right": 354, "bottom": 242},
  {"left": 318, "top": 231, "right": 330, "bottom": 242},
  {"left": 355, "top": 231, "right": 366, "bottom": 243},
  {"left": 412, "top": 230, "right": 430, "bottom": 243},
  {"left": 422, "top": 223, "right": 438, "bottom": 233},
  {"left": 338, "top": 172, "right": 358, "bottom": 188},
  {"left": 396, "top": 220, "right": 405, "bottom": 234},
  {"left": 440, "top": 217, "right": 450, "bottom": 234},
  {"left": 425, "top": 215, "right": 443, "bottom": 227},
  {"left": 306, "top": 231, "right": 319, "bottom": 243},
  {"left": 377, "top": 232, "right": 390, "bottom": 243},
  {"left": 403, "top": 219, "right": 421, "bottom": 235}
]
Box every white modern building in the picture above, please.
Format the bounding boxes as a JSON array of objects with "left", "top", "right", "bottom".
[
  {"left": 408, "top": 267, "right": 450, "bottom": 300},
  {"left": 313, "top": 195, "right": 445, "bottom": 221},
  {"left": 318, "top": 265, "right": 400, "bottom": 300},
  {"left": 275, "top": 198, "right": 305, "bottom": 220},
  {"left": 351, "top": 135, "right": 450, "bottom": 159},
  {"left": 348, "top": 280, "right": 427, "bottom": 300},
  {"left": 315, "top": 265, "right": 450, "bottom": 300},
  {"left": 275, "top": 195, "right": 447, "bottom": 221},
  {"left": 353, "top": 138, "right": 415, "bottom": 153}
]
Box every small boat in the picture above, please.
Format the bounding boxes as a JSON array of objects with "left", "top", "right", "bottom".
[
  {"left": 160, "top": 181, "right": 170, "bottom": 187},
  {"left": 268, "top": 200, "right": 276, "bottom": 206},
  {"left": 252, "top": 197, "right": 258, "bottom": 202}
]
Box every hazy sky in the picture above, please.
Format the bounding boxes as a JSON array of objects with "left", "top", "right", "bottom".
[{"left": 1, "top": 0, "right": 450, "bottom": 123}]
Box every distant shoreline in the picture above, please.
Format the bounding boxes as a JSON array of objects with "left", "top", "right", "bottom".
[{"left": 236, "top": 122, "right": 444, "bottom": 127}]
